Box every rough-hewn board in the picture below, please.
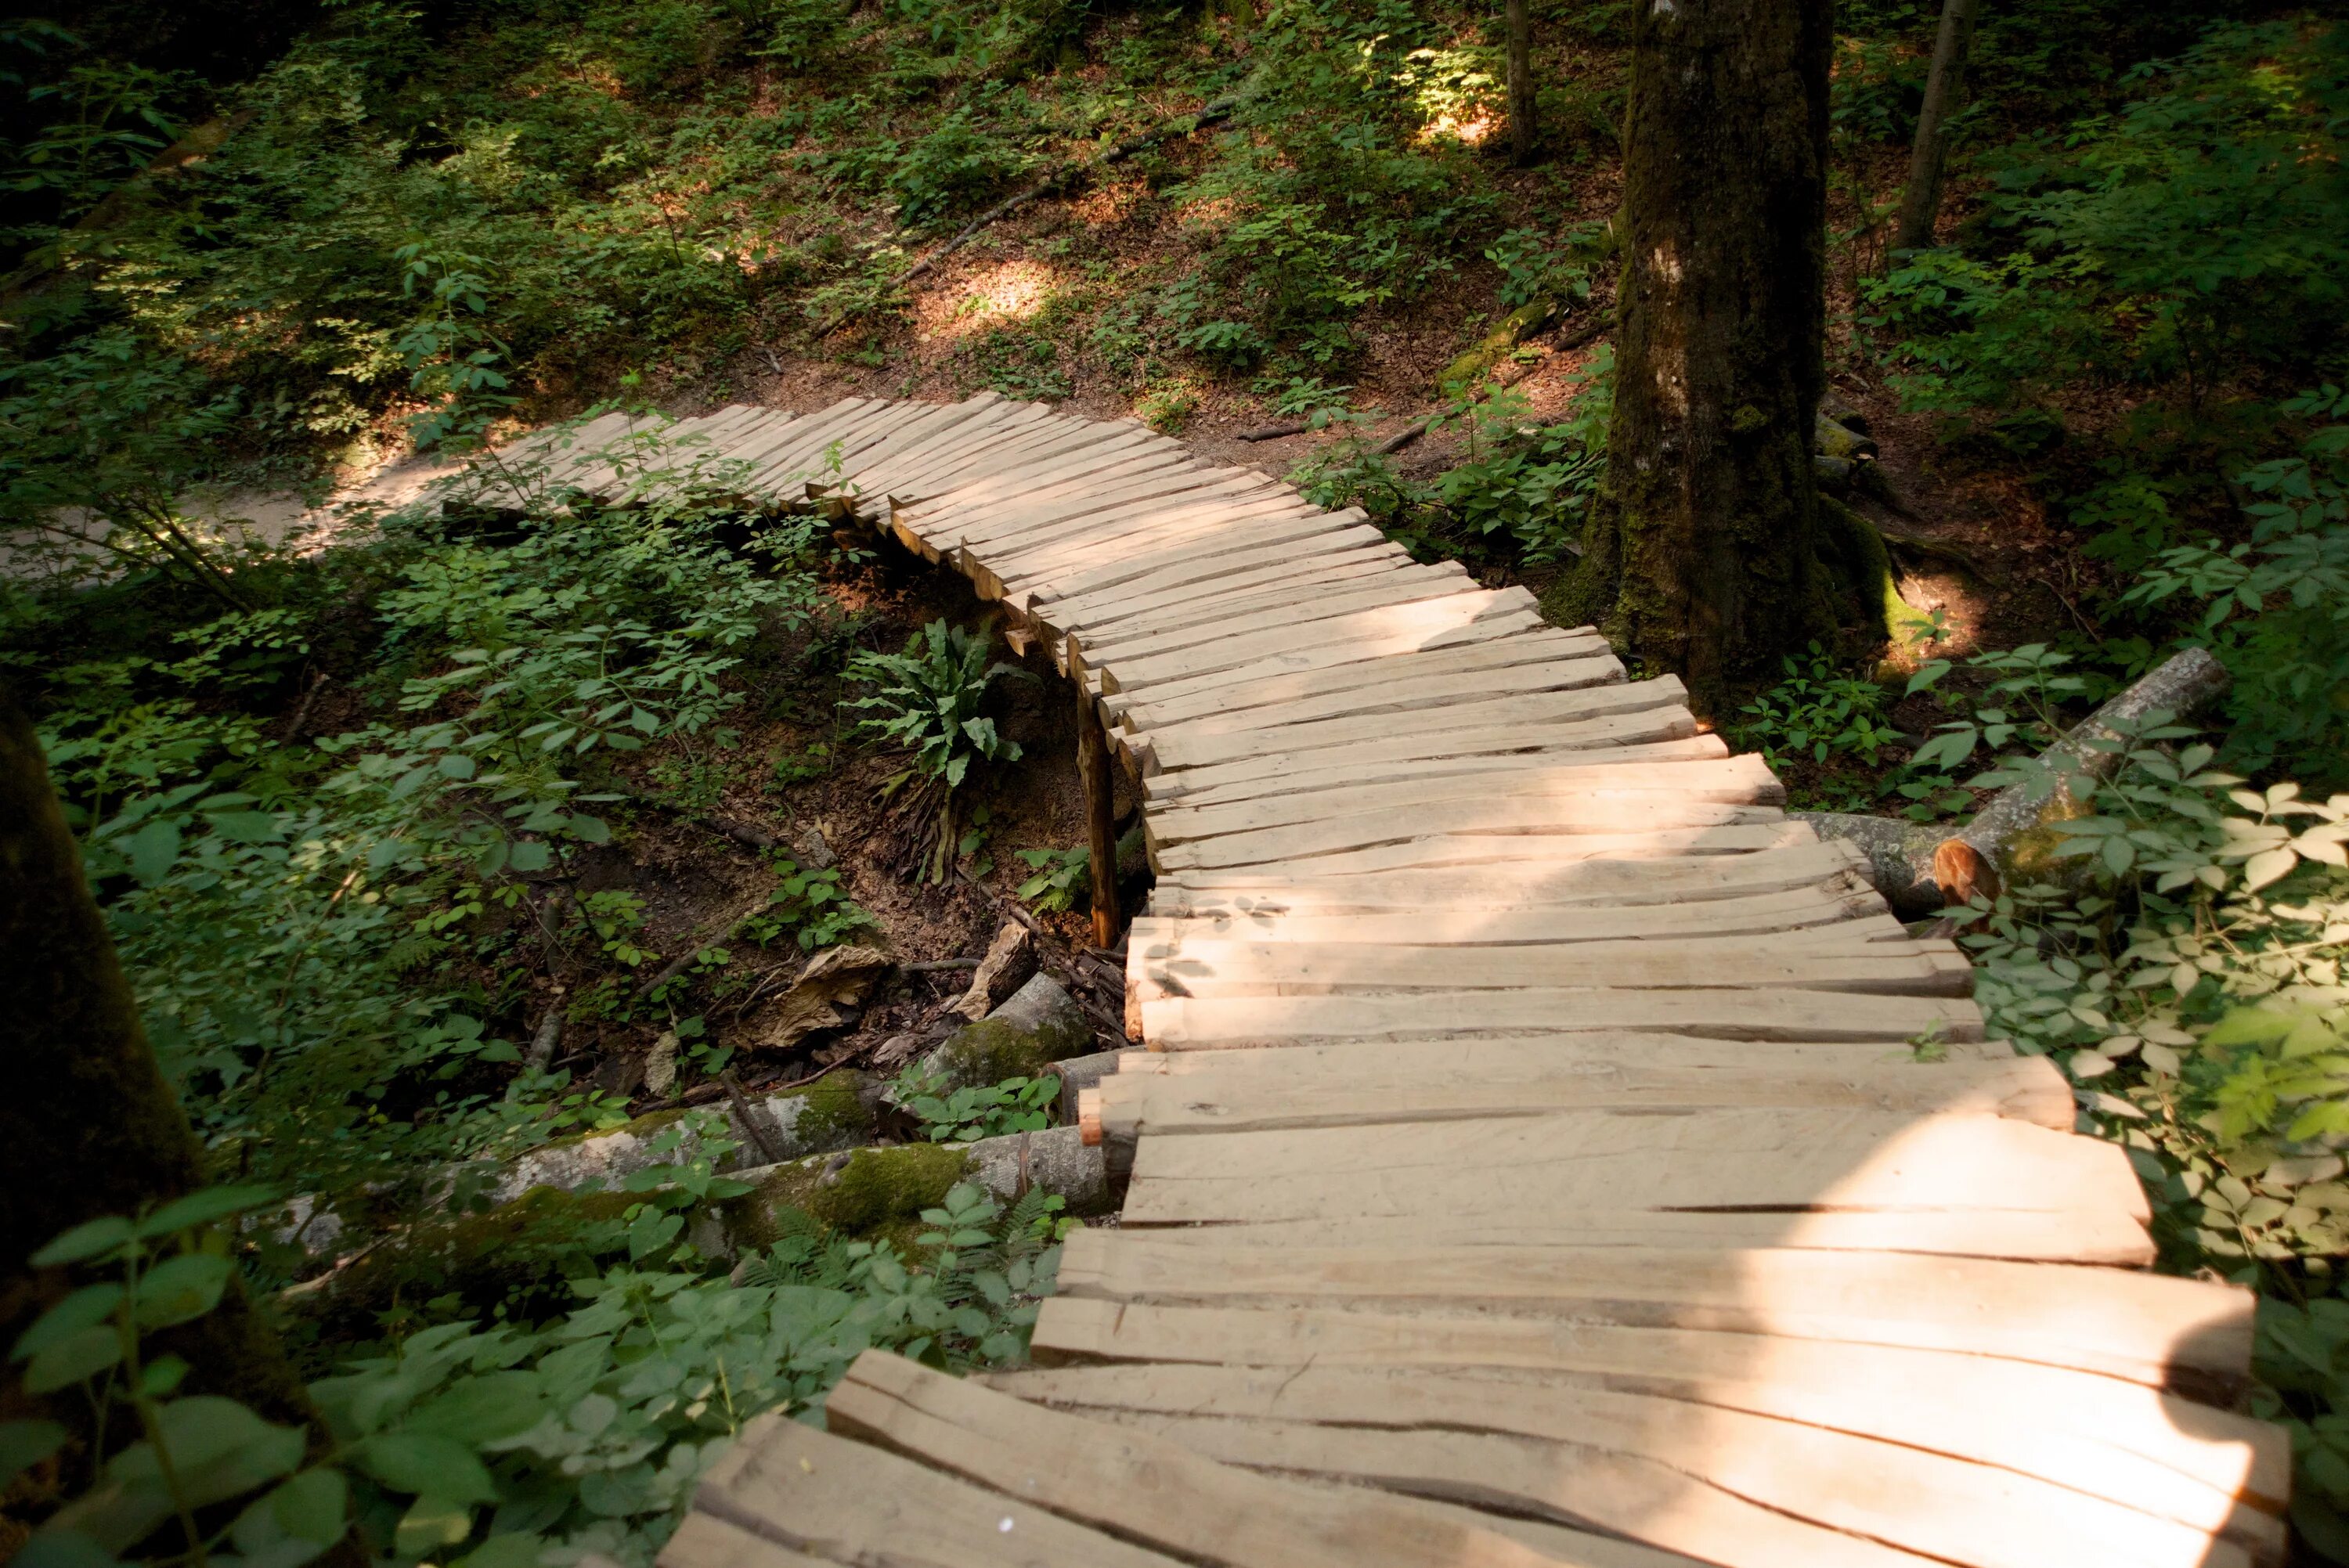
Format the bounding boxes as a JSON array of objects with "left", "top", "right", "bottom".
[
  {"left": 1047, "top": 1231, "right": 2252, "bottom": 1384},
  {"left": 823, "top": 1350, "right": 1698, "bottom": 1568},
  {"left": 1119, "top": 1107, "right": 2144, "bottom": 1229}
]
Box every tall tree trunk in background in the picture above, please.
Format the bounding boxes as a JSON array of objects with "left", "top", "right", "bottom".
[
  {"left": 1557, "top": 0, "right": 1843, "bottom": 715},
  {"left": 1506, "top": 0, "right": 1538, "bottom": 165},
  {"left": 1893, "top": 0, "right": 1981, "bottom": 253},
  {"left": 0, "top": 686, "right": 319, "bottom": 1440}
]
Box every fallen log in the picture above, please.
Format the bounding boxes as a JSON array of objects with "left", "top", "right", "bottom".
[{"left": 1799, "top": 647, "right": 2231, "bottom": 914}]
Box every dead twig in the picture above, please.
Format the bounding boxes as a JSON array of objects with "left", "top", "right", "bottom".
[
  {"left": 721, "top": 1069, "right": 787, "bottom": 1164},
  {"left": 1236, "top": 420, "right": 1312, "bottom": 443}
]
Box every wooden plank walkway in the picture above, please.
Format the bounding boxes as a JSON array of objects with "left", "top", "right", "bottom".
[{"left": 506, "top": 397, "right": 2289, "bottom": 1568}]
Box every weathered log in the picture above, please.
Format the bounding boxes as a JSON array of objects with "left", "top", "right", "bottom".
[{"left": 1799, "top": 647, "right": 2232, "bottom": 913}]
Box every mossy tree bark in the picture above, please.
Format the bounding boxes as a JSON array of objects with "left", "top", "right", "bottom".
[
  {"left": 1505, "top": 0, "right": 1538, "bottom": 165},
  {"left": 1561, "top": 0, "right": 1850, "bottom": 715},
  {"left": 0, "top": 686, "right": 320, "bottom": 1444}
]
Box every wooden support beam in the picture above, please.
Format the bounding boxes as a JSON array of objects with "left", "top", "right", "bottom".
[{"left": 1076, "top": 667, "right": 1123, "bottom": 949}]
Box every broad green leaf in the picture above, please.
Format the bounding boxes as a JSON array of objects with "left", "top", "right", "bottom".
[
  {"left": 394, "top": 1493, "right": 476, "bottom": 1558},
  {"left": 0, "top": 1418, "right": 67, "bottom": 1482},
  {"left": 128, "top": 817, "right": 182, "bottom": 884},
  {"left": 135, "top": 1253, "right": 233, "bottom": 1329},
  {"left": 406, "top": 1373, "right": 546, "bottom": 1444},
  {"left": 139, "top": 1185, "right": 280, "bottom": 1238},
  {"left": 454, "top": 1530, "right": 547, "bottom": 1568},
  {"left": 24, "top": 1326, "right": 124, "bottom": 1393},
  {"left": 31, "top": 1216, "right": 134, "bottom": 1267},
  {"left": 12, "top": 1530, "right": 121, "bottom": 1568},
  {"left": 13, "top": 1284, "right": 124, "bottom": 1361},
  {"left": 363, "top": 1430, "right": 500, "bottom": 1504},
  {"left": 229, "top": 1469, "right": 349, "bottom": 1568}
]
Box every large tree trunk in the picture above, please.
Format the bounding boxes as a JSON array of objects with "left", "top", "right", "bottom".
[
  {"left": 0, "top": 686, "right": 321, "bottom": 1455},
  {"left": 1557, "top": 0, "right": 1846, "bottom": 715},
  {"left": 1505, "top": 0, "right": 1538, "bottom": 166},
  {"left": 1892, "top": 0, "right": 1982, "bottom": 254}
]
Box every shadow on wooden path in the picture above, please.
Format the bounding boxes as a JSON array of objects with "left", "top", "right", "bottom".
[{"left": 496, "top": 395, "right": 2286, "bottom": 1568}]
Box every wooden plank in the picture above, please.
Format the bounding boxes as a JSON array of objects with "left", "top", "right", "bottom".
[
  {"left": 1113, "top": 1032, "right": 2001, "bottom": 1080},
  {"left": 1098, "top": 604, "right": 1550, "bottom": 713},
  {"left": 894, "top": 418, "right": 1131, "bottom": 510},
  {"left": 1004, "top": 1337, "right": 2283, "bottom": 1536},
  {"left": 1033, "top": 507, "right": 1381, "bottom": 607},
  {"left": 985, "top": 1364, "right": 2269, "bottom": 1568},
  {"left": 694, "top": 1412, "right": 1185, "bottom": 1568},
  {"left": 1081, "top": 565, "right": 1479, "bottom": 665},
  {"left": 990, "top": 496, "right": 1331, "bottom": 597},
  {"left": 1149, "top": 733, "right": 1763, "bottom": 820},
  {"left": 863, "top": 402, "right": 1055, "bottom": 497},
  {"left": 1142, "top": 982, "right": 1981, "bottom": 1047},
  {"left": 1042, "top": 532, "right": 1407, "bottom": 633},
  {"left": 1157, "top": 819, "right": 1818, "bottom": 880},
  {"left": 1120, "top": 1107, "right": 2142, "bottom": 1227},
  {"left": 1149, "top": 755, "right": 1784, "bottom": 845},
  {"left": 881, "top": 413, "right": 1086, "bottom": 512},
  {"left": 1129, "top": 651, "right": 1626, "bottom": 744},
  {"left": 1092, "top": 1048, "right": 2063, "bottom": 1134},
  {"left": 994, "top": 488, "right": 1322, "bottom": 595},
  {"left": 1110, "top": 625, "right": 1611, "bottom": 729},
  {"left": 1144, "top": 734, "right": 1733, "bottom": 806},
  {"left": 730, "top": 396, "right": 875, "bottom": 478},
  {"left": 1046, "top": 1230, "right": 2252, "bottom": 1385},
  {"left": 922, "top": 443, "right": 1193, "bottom": 547},
  {"left": 823, "top": 1350, "right": 1696, "bottom": 1568},
  {"left": 817, "top": 394, "right": 1004, "bottom": 499},
  {"left": 1070, "top": 557, "right": 1448, "bottom": 652},
  {"left": 658, "top": 1513, "right": 835, "bottom": 1568},
  {"left": 1129, "top": 932, "right": 1972, "bottom": 999},
  {"left": 1128, "top": 885, "right": 1891, "bottom": 946},
  {"left": 1146, "top": 676, "right": 1692, "bottom": 773},
  {"left": 986, "top": 495, "right": 1325, "bottom": 602},
  {"left": 1148, "top": 838, "right": 1876, "bottom": 914},
  {"left": 1099, "top": 587, "right": 1540, "bottom": 694},
  {"left": 940, "top": 446, "right": 1210, "bottom": 545}
]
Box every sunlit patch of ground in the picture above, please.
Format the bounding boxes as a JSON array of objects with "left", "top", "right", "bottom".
[{"left": 916, "top": 259, "right": 1062, "bottom": 346}]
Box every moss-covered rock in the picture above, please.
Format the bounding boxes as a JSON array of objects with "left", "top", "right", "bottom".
[
  {"left": 745, "top": 1068, "right": 879, "bottom": 1157},
  {"left": 923, "top": 974, "right": 1089, "bottom": 1089},
  {"left": 287, "top": 1186, "right": 639, "bottom": 1353},
  {"left": 722, "top": 1142, "right": 972, "bottom": 1249}
]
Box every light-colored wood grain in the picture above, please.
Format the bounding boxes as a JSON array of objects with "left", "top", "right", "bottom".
[
  {"left": 984, "top": 1366, "right": 2268, "bottom": 1568},
  {"left": 1007, "top": 1325, "right": 2283, "bottom": 1523},
  {"left": 1099, "top": 587, "right": 1539, "bottom": 694},
  {"left": 1138, "top": 707, "right": 1710, "bottom": 791},
  {"left": 824, "top": 1350, "right": 1699, "bottom": 1568},
  {"left": 1128, "top": 883, "right": 1888, "bottom": 946},
  {"left": 695, "top": 1412, "right": 1185, "bottom": 1568},
  {"left": 1081, "top": 565, "right": 1481, "bottom": 665},
  {"left": 1090, "top": 1047, "right": 2065, "bottom": 1133},
  {"left": 1128, "top": 932, "right": 1972, "bottom": 999},
  {"left": 1147, "top": 754, "right": 1784, "bottom": 844},
  {"left": 1047, "top": 1230, "right": 2252, "bottom": 1384},
  {"left": 1142, "top": 734, "right": 1734, "bottom": 806},
  {"left": 1119, "top": 1106, "right": 2143, "bottom": 1227},
  {"left": 657, "top": 1512, "right": 835, "bottom": 1568},
  {"left": 1146, "top": 838, "right": 1875, "bottom": 914}
]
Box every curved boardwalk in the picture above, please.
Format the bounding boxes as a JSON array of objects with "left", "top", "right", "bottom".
[{"left": 511, "top": 395, "right": 2287, "bottom": 1568}]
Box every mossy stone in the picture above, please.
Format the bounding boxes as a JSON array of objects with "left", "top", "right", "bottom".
[
  {"left": 810, "top": 1144, "right": 969, "bottom": 1231},
  {"left": 723, "top": 1143, "right": 970, "bottom": 1248},
  {"left": 778, "top": 1069, "right": 875, "bottom": 1148},
  {"left": 926, "top": 974, "right": 1090, "bottom": 1089}
]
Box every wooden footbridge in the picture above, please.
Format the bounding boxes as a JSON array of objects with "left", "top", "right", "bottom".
[{"left": 509, "top": 395, "right": 2287, "bottom": 1568}]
